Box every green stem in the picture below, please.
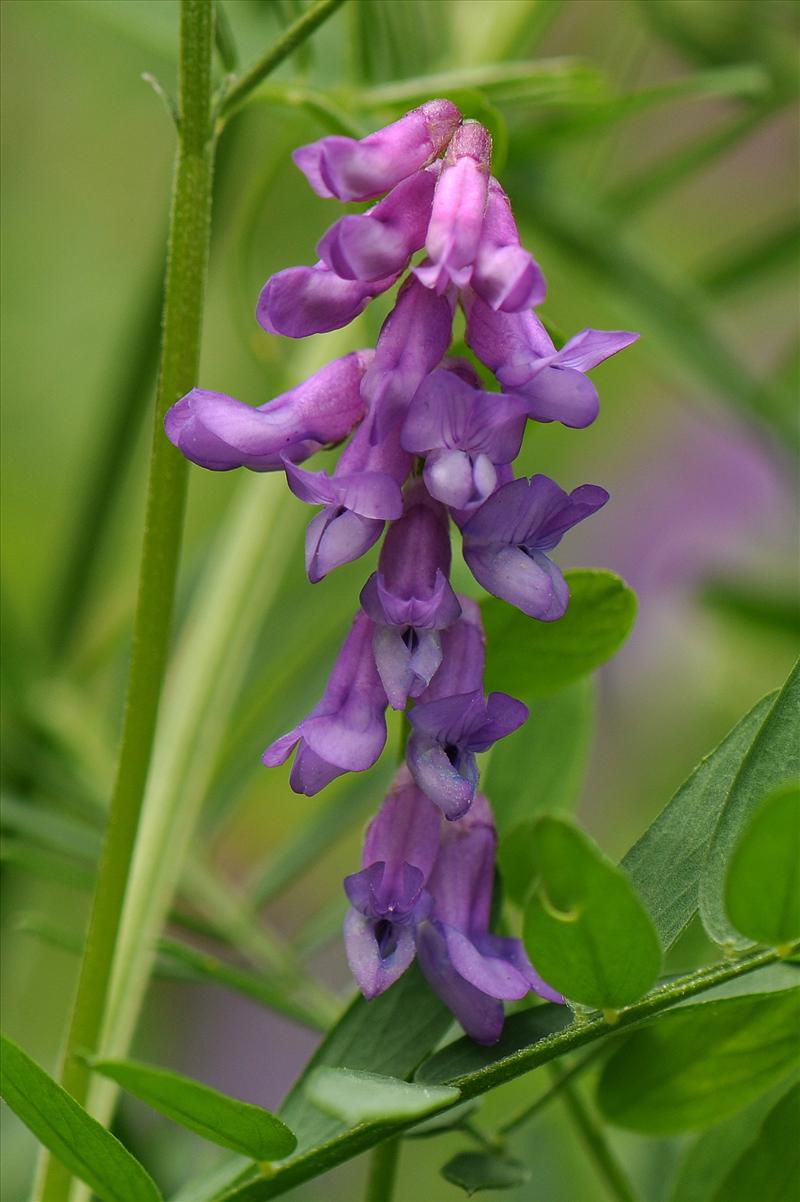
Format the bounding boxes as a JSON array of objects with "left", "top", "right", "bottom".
[
  {"left": 364, "top": 1139, "right": 401, "bottom": 1202},
  {"left": 554, "top": 1068, "right": 637, "bottom": 1202},
  {"left": 36, "top": 4, "right": 215, "bottom": 1199},
  {"left": 217, "top": 0, "right": 348, "bottom": 125},
  {"left": 497, "top": 1045, "right": 606, "bottom": 1137},
  {"left": 211, "top": 944, "right": 795, "bottom": 1202}
]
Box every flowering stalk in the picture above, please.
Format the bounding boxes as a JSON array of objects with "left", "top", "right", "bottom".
[
  {"left": 35, "top": 7, "right": 215, "bottom": 1199},
  {"left": 166, "top": 98, "right": 638, "bottom": 1044},
  {"left": 39, "top": 2, "right": 352, "bottom": 1197}
]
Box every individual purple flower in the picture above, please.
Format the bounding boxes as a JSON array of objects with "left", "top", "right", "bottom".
[
  {"left": 163, "top": 351, "right": 372, "bottom": 471},
  {"left": 257, "top": 262, "right": 399, "bottom": 338},
  {"left": 408, "top": 689, "right": 527, "bottom": 821},
  {"left": 262, "top": 611, "right": 387, "bottom": 795},
  {"left": 401, "top": 366, "right": 528, "bottom": 512},
  {"left": 361, "top": 273, "right": 456, "bottom": 441},
  {"left": 293, "top": 99, "right": 461, "bottom": 202},
  {"left": 464, "top": 291, "right": 639, "bottom": 429},
  {"left": 461, "top": 474, "right": 609, "bottom": 620},
  {"left": 285, "top": 415, "right": 412, "bottom": 583},
  {"left": 417, "top": 792, "right": 563, "bottom": 1045},
  {"left": 471, "top": 178, "right": 547, "bottom": 313},
  {"left": 344, "top": 767, "right": 440, "bottom": 999},
  {"left": 360, "top": 482, "right": 461, "bottom": 709},
  {"left": 406, "top": 599, "right": 527, "bottom": 819},
  {"left": 317, "top": 167, "right": 439, "bottom": 283},
  {"left": 415, "top": 121, "right": 492, "bottom": 295}
]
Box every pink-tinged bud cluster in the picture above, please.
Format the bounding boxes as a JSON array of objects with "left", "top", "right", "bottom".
[{"left": 163, "top": 100, "right": 639, "bottom": 1042}]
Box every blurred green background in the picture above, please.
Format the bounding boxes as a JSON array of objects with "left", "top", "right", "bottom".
[{"left": 1, "top": 0, "right": 798, "bottom": 1198}]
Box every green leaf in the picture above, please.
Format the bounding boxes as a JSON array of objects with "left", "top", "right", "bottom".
[
  {"left": 522, "top": 817, "right": 662, "bottom": 1009},
  {"left": 528, "top": 64, "right": 771, "bottom": 148},
  {"left": 280, "top": 964, "right": 452, "bottom": 1153},
  {"left": 711, "top": 1083, "right": 800, "bottom": 1202},
  {"left": 486, "top": 679, "right": 593, "bottom": 836},
  {"left": 204, "top": 948, "right": 787, "bottom": 1201},
  {"left": 700, "top": 661, "right": 800, "bottom": 947},
  {"left": 724, "top": 783, "right": 800, "bottom": 946},
  {"left": 156, "top": 938, "right": 328, "bottom": 1032},
  {"left": 415, "top": 1003, "right": 571, "bottom": 1087},
  {"left": 305, "top": 1068, "right": 458, "bottom": 1125},
  {"left": 622, "top": 690, "right": 777, "bottom": 949},
  {"left": 669, "top": 1078, "right": 800, "bottom": 1202},
  {"left": 406, "top": 1098, "right": 481, "bottom": 1138},
  {"left": 482, "top": 570, "right": 637, "bottom": 701},
  {"left": 441, "top": 1151, "right": 530, "bottom": 1195},
  {"left": 89, "top": 1057, "right": 296, "bottom": 1160},
  {"left": 491, "top": 680, "right": 594, "bottom": 907},
  {"left": 0, "top": 1034, "right": 162, "bottom": 1202},
  {"left": 356, "top": 58, "right": 609, "bottom": 109},
  {"left": 596, "top": 989, "right": 800, "bottom": 1134}
]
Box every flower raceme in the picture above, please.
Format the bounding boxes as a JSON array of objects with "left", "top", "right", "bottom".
[
  {"left": 163, "top": 100, "right": 638, "bottom": 1041},
  {"left": 345, "top": 768, "right": 562, "bottom": 1044}
]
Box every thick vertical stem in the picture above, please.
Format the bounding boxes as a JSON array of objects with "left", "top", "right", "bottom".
[
  {"left": 554, "top": 1069, "right": 638, "bottom": 1202},
  {"left": 364, "top": 1138, "right": 401, "bottom": 1202},
  {"left": 35, "top": 3, "right": 215, "bottom": 1199}
]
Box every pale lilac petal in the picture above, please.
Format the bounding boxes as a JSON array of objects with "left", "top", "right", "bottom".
[
  {"left": 464, "top": 293, "right": 638, "bottom": 428},
  {"left": 417, "top": 921, "right": 505, "bottom": 1045},
  {"left": 402, "top": 369, "right": 526, "bottom": 461},
  {"left": 406, "top": 731, "right": 478, "bottom": 821},
  {"left": 370, "top": 487, "right": 455, "bottom": 601},
  {"left": 533, "top": 483, "right": 610, "bottom": 551},
  {"left": 165, "top": 353, "right": 370, "bottom": 471},
  {"left": 428, "top": 792, "right": 496, "bottom": 931},
  {"left": 362, "top": 766, "right": 441, "bottom": 884},
  {"left": 361, "top": 275, "right": 456, "bottom": 440},
  {"left": 302, "top": 698, "right": 386, "bottom": 771},
  {"left": 517, "top": 366, "right": 600, "bottom": 428},
  {"left": 423, "top": 450, "right": 478, "bottom": 510},
  {"left": 289, "top": 743, "right": 345, "bottom": 794},
  {"left": 305, "top": 508, "right": 384, "bottom": 583},
  {"left": 344, "top": 908, "right": 418, "bottom": 999},
  {"left": 257, "top": 263, "right": 397, "bottom": 337},
  {"left": 473, "top": 243, "right": 547, "bottom": 313},
  {"left": 422, "top": 600, "right": 486, "bottom": 700},
  {"left": 466, "top": 692, "right": 528, "bottom": 751},
  {"left": 441, "top": 356, "right": 483, "bottom": 388},
  {"left": 462, "top": 474, "right": 608, "bottom": 559},
  {"left": 285, "top": 460, "right": 403, "bottom": 520},
  {"left": 408, "top": 689, "right": 487, "bottom": 745},
  {"left": 263, "top": 613, "right": 387, "bottom": 793},
  {"left": 415, "top": 163, "right": 488, "bottom": 292},
  {"left": 317, "top": 168, "right": 437, "bottom": 281},
  {"left": 474, "top": 934, "right": 565, "bottom": 1004},
  {"left": 440, "top": 925, "right": 531, "bottom": 1000},
  {"left": 371, "top": 625, "right": 428, "bottom": 710},
  {"left": 463, "top": 543, "right": 570, "bottom": 621},
  {"left": 555, "top": 328, "right": 640, "bottom": 371},
  {"left": 471, "top": 179, "right": 546, "bottom": 313},
  {"left": 464, "top": 292, "right": 554, "bottom": 380},
  {"left": 293, "top": 99, "right": 461, "bottom": 201},
  {"left": 261, "top": 727, "right": 301, "bottom": 767}
]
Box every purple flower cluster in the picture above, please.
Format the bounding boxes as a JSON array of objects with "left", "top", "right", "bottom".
[{"left": 165, "top": 101, "right": 638, "bottom": 1042}]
